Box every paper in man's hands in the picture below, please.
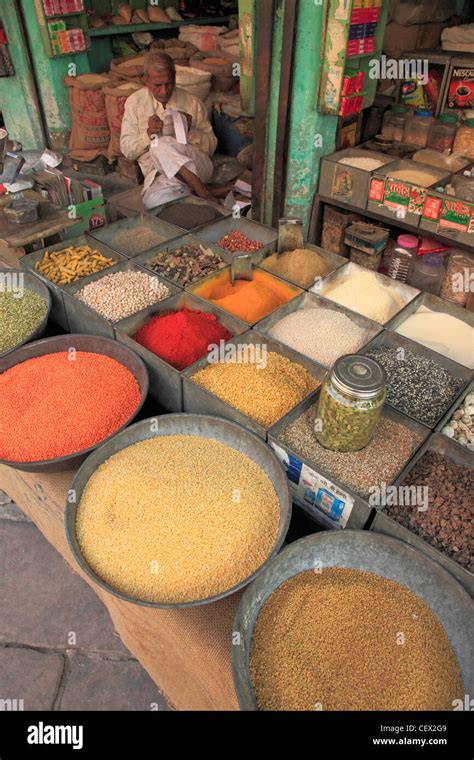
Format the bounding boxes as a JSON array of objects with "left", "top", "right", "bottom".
[{"left": 162, "top": 109, "right": 189, "bottom": 144}]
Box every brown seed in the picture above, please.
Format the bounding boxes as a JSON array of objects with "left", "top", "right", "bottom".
[{"left": 250, "top": 568, "right": 464, "bottom": 711}]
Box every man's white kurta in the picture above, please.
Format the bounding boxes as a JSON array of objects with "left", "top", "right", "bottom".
[{"left": 120, "top": 86, "right": 217, "bottom": 207}]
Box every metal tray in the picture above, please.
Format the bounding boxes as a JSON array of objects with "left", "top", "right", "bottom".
[
  {"left": 254, "top": 291, "right": 382, "bottom": 369},
  {"left": 386, "top": 291, "right": 474, "bottom": 367},
  {"left": 256, "top": 242, "right": 348, "bottom": 290},
  {"left": 0, "top": 334, "right": 148, "bottom": 473},
  {"left": 115, "top": 292, "right": 248, "bottom": 412},
  {"left": 0, "top": 269, "right": 51, "bottom": 358},
  {"left": 193, "top": 215, "right": 278, "bottom": 265},
  {"left": 318, "top": 147, "right": 398, "bottom": 210},
  {"left": 310, "top": 260, "right": 420, "bottom": 325},
  {"left": 20, "top": 235, "right": 125, "bottom": 330},
  {"left": 182, "top": 330, "right": 326, "bottom": 440},
  {"left": 232, "top": 530, "right": 474, "bottom": 710},
  {"left": 360, "top": 329, "right": 472, "bottom": 429},
  {"left": 269, "top": 391, "right": 430, "bottom": 510},
  {"left": 186, "top": 266, "right": 304, "bottom": 326},
  {"left": 153, "top": 194, "right": 232, "bottom": 232},
  {"left": 86, "top": 213, "right": 183, "bottom": 258},
  {"left": 436, "top": 380, "right": 474, "bottom": 456},
  {"left": 372, "top": 433, "right": 474, "bottom": 597},
  {"left": 65, "top": 413, "right": 292, "bottom": 609},
  {"left": 63, "top": 259, "right": 180, "bottom": 341},
  {"left": 133, "top": 232, "right": 228, "bottom": 288},
  {"left": 106, "top": 187, "right": 146, "bottom": 223}
]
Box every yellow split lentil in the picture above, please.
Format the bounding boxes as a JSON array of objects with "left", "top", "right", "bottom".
[
  {"left": 76, "top": 436, "right": 280, "bottom": 604},
  {"left": 250, "top": 568, "right": 464, "bottom": 711},
  {"left": 192, "top": 353, "right": 319, "bottom": 427}
]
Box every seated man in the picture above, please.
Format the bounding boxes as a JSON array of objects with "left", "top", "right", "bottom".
[{"left": 120, "top": 51, "right": 218, "bottom": 209}]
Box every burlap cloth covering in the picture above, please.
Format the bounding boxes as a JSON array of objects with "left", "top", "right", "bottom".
[{"left": 0, "top": 464, "right": 240, "bottom": 710}]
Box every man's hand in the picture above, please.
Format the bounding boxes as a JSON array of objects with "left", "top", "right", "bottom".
[{"left": 147, "top": 115, "right": 163, "bottom": 138}]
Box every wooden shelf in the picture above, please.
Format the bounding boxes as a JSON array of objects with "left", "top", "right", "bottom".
[
  {"left": 89, "top": 15, "right": 231, "bottom": 37},
  {"left": 315, "top": 194, "right": 474, "bottom": 255}
]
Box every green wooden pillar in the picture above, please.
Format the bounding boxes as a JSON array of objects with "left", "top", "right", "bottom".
[
  {"left": 258, "top": 0, "right": 338, "bottom": 232},
  {"left": 0, "top": 1, "right": 45, "bottom": 149},
  {"left": 238, "top": 0, "right": 256, "bottom": 114},
  {"left": 281, "top": 1, "right": 338, "bottom": 231}
]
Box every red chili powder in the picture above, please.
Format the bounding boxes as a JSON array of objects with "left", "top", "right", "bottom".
[
  {"left": 0, "top": 351, "right": 142, "bottom": 462},
  {"left": 134, "top": 308, "right": 232, "bottom": 371}
]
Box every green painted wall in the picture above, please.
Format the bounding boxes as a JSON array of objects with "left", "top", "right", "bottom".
[
  {"left": 0, "top": 1, "right": 44, "bottom": 149},
  {"left": 23, "top": 0, "right": 90, "bottom": 152}
]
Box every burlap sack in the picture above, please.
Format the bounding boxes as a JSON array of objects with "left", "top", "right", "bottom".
[
  {"left": 104, "top": 81, "right": 144, "bottom": 159},
  {"left": 190, "top": 51, "right": 236, "bottom": 92},
  {"left": 65, "top": 73, "right": 112, "bottom": 160},
  {"left": 110, "top": 54, "right": 147, "bottom": 82}
]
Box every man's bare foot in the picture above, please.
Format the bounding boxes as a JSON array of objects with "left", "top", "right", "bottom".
[
  {"left": 177, "top": 165, "right": 215, "bottom": 202},
  {"left": 208, "top": 185, "right": 234, "bottom": 199}
]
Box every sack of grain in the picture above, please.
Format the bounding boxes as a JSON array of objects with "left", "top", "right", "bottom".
[
  {"left": 190, "top": 51, "right": 237, "bottom": 92},
  {"left": 218, "top": 29, "right": 240, "bottom": 62},
  {"left": 110, "top": 54, "right": 146, "bottom": 82},
  {"left": 104, "top": 81, "right": 144, "bottom": 159},
  {"left": 178, "top": 24, "right": 227, "bottom": 52},
  {"left": 64, "top": 73, "right": 112, "bottom": 160},
  {"left": 175, "top": 65, "right": 211, "bottom": 101}
]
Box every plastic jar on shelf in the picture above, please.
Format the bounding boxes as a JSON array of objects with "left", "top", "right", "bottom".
[
  {"left": 381, "top": 105, "right": 409, "bottom": 142},
  {"left": 439, "top": 251, "right": 474, "bottom": 306},
  {"left": 408, "top": 253, "right": 446, "bottom": 295},
  {"left": 403, "top": 109, "right": 435, "bottom": 148},
  {"left": 427, "top": 114, "right": 458, "bottom": 154},
  {"left": 453, "top": 119, "right": 474, "bottom": 158},
  {"left": 315, "top": 355, "right": 387, "bottom": 453},
  {"left": 388, "top": 234, "right": 418, "bottom": 283}
]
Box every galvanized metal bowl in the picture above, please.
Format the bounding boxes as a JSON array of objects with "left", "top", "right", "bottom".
[
  {"left": 0, "top": 334, "right": 149, "bottom": 473},
  {"left": 0, "top": 268, "right": 51, "bottom": 358},
  {"left": 65, "top": 414, "right": 292, "bottom": 609},
  {"left": 232, "top": 530, "right": 474, "bottom": 710}
]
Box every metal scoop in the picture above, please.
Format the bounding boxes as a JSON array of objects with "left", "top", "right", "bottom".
[{"left": 230, "top": 254, "right": 253, "bottom": 284}]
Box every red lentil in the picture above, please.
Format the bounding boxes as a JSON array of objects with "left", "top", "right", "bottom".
[{"left": 0, "top": 351, "right": 141, "bottom": 462}]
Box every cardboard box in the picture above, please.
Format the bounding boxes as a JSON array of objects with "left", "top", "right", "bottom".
[{"left": 62, "top": 197, "right": 106, "bottom": 240}]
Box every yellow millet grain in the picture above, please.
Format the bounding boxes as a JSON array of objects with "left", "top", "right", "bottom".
[
  {"left": 76, "top": 435, "right": 280, "bottom": 603},
  {"left": 250, "top": 568, "right": 464, "bottom": 711},
  {"left": 192, "top": 352, "right": 319, "bottom": 427}
]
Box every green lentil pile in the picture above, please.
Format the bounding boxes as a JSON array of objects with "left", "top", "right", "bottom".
[
  {"left": 76, "top": 436, "right": 280, "bottom": 604},
  {"left": 0, "top": 290, "right": 48, "bottom": 354},
  {"left": 250, "top": 568, "right": 464, "bottom": 711},
  {"left": 365, "top": 346, "right": 465, "bottom": 427},
  {"left": 280, "top": 405, "right": 424, "bottom": 498}
]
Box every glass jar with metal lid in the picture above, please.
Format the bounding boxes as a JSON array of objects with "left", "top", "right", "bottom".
[
  {"left": 277, "top": 218, "right": 304, "bottom": 254},
  {"left": 315, "top": 354, "right": 387, "bottom": 452}
]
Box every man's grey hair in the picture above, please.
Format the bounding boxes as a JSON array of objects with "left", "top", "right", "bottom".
[{"left": 144, "top": 52, "right": 176, "bottom": 77}]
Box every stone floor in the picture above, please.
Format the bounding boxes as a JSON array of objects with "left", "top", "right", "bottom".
[{"left": 0, "top": 490, "right": 172, "bottom": 711}]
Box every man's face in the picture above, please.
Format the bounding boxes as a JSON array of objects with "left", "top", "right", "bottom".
[{"left": 145, "top": 67, "right": 175, "bottom": 104}]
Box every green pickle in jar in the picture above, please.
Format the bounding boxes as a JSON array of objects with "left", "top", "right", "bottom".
[{"left": 315, "top": 354, "right": 387, "bottom": 452}]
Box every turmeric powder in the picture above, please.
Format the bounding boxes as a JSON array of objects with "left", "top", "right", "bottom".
[{"left": 193, "top": 270, "right": 298, "bottom": 323}]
